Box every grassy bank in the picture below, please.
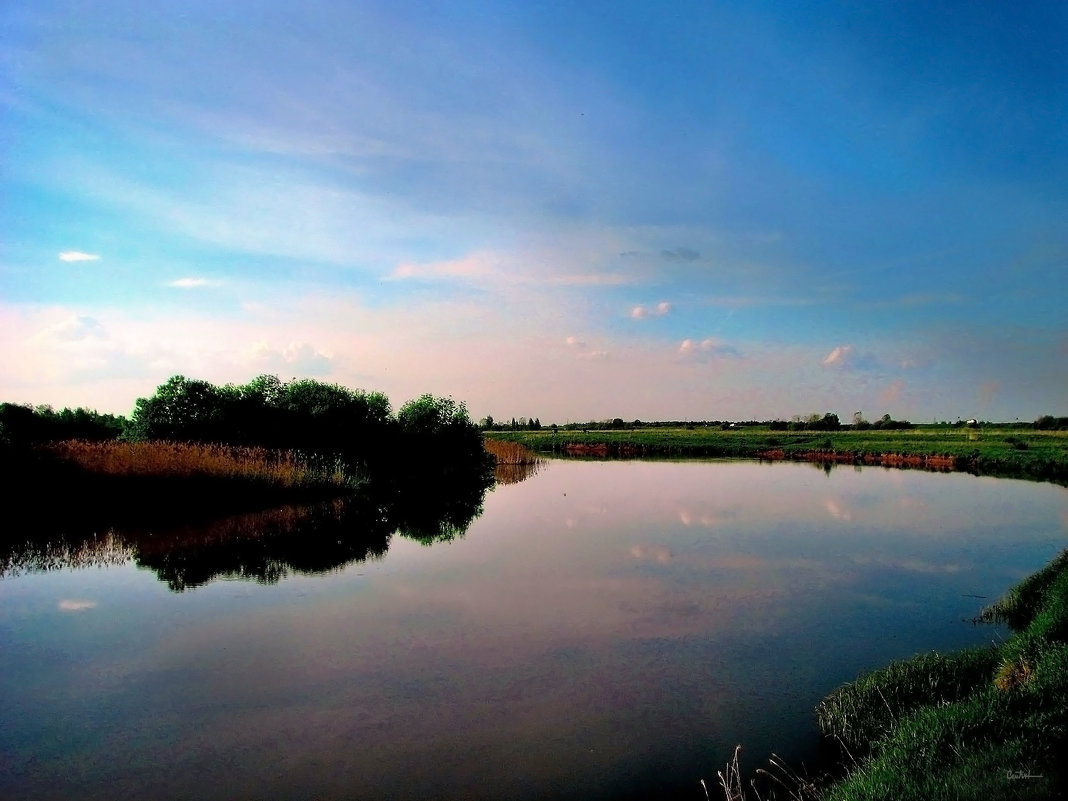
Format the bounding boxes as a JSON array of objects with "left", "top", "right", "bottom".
[
  {"left": 485, "top": 426, "right": 1068, "bottom": 482},
  {"left": 812, "top": 549, "right": 1068, "bottom": 800}
]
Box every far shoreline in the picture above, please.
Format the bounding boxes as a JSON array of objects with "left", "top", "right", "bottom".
[{"left": 485, "top": 426, "right": 1068, "bottom": 484}]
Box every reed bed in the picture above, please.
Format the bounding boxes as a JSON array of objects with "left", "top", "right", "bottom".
[
  {"left": 45, "top": 440, "right": 358, "bottom": 491},
  {"left": 483, "top": 437, "right": 541, "bottom": 466}
]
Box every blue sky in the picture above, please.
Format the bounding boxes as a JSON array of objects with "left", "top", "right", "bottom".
[{"left": 2, "top": 0, "right": 1065, "bottom": 421}]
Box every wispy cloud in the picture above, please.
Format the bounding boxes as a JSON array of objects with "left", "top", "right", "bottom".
[
  {"left": 565, "top": 334, "right": 607, "bottom": 360},
  {"left": 879, "top": 379, "right": 905, "bottom": 405},
  {"left": 630, "top": 544, "right": 673, "bottom": 564},
  {"left": 251, "top": 342, "right": 333, "bottom": 376},
  {"left": 821, "top": 345, "right": 853, "bottom": 367},
  {"left": 678, "top": 338, "right": 740, "bottom": 360},
  {"left": 660, "top": 247, "right": 700, "bottom": 262},
  {"left": 58, "top": 251, "right": 101, "bottom": 262},
  {"left": 168, "top": 277, "right": 222, "bottom": 289},
  {"left": 547, "top": 272, "right": 635, "bottom": 287},
  {"left": 44, "top": 315, "right": 107, "bottom": 342},
  {"left": 390, "top": 253, "right": 498, "bottom": 281},
  {"left": 631, "top": 301, "right": 672, "bottom": 319},
  {"left": 820, "top": 344, "right": 878, "bottom": 371},
  {"left": 58, "top": 599, "right": 97, "bottom": 611}
]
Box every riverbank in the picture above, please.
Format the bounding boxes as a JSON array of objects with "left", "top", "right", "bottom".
[
  {"left": 0, "top": 436, "right": 523, "bottom": 538},
  {"left": 485, "top": 427, "right": 1068, "bottom": 483},
  {"left": 810, "top": 548, "right": 1068, "bottom": 800}
]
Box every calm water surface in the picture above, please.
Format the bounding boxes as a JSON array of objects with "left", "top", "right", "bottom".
[{"left": 2, "top": 460, "right": 1066, "bottom": 800}]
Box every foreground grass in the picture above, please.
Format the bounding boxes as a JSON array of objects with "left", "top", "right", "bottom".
[
  {"left": 813, "top": 549, "right": 1068, "bottom": 800},
  {"left": 486, "top": 427, "right": 1068, "bottom": 482}
]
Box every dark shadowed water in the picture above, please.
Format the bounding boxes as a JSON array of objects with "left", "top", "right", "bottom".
[{"left": 1, "top": 459, "right": 1065, "bottom": 800}]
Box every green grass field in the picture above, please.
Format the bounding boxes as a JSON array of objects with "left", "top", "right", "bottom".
[{"left": 485, "top": 426, "right": 1068, "bottom": 482}]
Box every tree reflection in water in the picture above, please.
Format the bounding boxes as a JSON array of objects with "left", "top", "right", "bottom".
[{"left": 1, "top": 464, "right": 517, "bottom": 591}]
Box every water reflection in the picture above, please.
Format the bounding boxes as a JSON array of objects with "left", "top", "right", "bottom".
[
  {"left": 494, "top": 462, "right": 542, "bottom": 485},
  {"left": 2, "top": 467, "right": 501, "bottom": 591},
  {"left": 1, "top": 530, "right": 134, "bottom": 578},
  {"left": 1, "top": 459, "right": 1064, "bottom": 801}
]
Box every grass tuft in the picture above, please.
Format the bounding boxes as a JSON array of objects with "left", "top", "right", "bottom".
[{"left": 993, "top": 657, "right": 1034, "bottom": 692}]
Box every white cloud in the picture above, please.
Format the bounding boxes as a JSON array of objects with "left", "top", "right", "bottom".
[
  {"left": 168, "top": 277, "right": 222, "bottom": 289},
  {"left": 678, "top": 338, "right": 739, "bottom": 360},
  {"left": 631, "top": 301, "right": 672, "bottom": 319},
  {"left": 565, "top": 335, "right": 607, "bottom": 360},
  {"left": 44, "top": 315, "right": 107, "bottom": 342},
  {"left": 821, "top": 345, "right": 854, "bottom": 367},
  {"left": 58, "top": 251, "right": 101, "bottom": 262},
  {"left": 820, "top": 345, "right": 877, "bottom": 370},
  {"left": 251, "top": 341, "right": 333, "bottom": 376}
]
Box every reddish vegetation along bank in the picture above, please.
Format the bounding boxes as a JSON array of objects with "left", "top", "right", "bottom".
[
  {"left": 566, "top": 443, "right": 963, "bottom": 470},
  {"left": 757, "top": 449, "right": 960, "bottom": 470}
]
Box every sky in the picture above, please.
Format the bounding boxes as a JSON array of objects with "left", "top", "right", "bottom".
[{"left": 1, "top": 0, "right": 1065, "bottom": 422}]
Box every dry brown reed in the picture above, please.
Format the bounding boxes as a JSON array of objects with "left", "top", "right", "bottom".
[
  {"left": 483, "top": 438, "right": 541, "bottom": 466},
  {"left": 45, "top": 440, "right": 355, "bottom": 490}
]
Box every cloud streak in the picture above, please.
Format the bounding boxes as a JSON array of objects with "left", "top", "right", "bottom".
[
  {"left": 168, "top": 277, "right": 222, "bottom": 289},
  {"left": 678, "top": 338, "right": 740, "bottom": 361},
  {"left": 59, "top": 251, "right": 101, "bottom": 262},
  {"left": 820, "top": 345, "right": 878, "bottom": 371}
]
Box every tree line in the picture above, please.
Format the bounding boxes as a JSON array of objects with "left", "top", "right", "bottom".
[{"left": 1, "top": 375, "right": 492, "bottom": 482}]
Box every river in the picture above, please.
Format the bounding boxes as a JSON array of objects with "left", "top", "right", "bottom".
[{"left": 1, "top": 459, "right": 1065, "bottom": 800}]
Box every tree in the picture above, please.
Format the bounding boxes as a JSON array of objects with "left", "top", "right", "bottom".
[
  {"left": 397, "top": 394, "right": 488, "bottom": 474},
  {"left": 123, "top": 375, "right": 227, "bottom": 442},
  {"left": 808, "top": 412, "right": 840, "bottom": 431}
]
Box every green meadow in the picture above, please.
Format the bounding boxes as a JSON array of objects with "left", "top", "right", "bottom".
[{"left": 485, "top": 425, "right": 1068, "bottom": 482}]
